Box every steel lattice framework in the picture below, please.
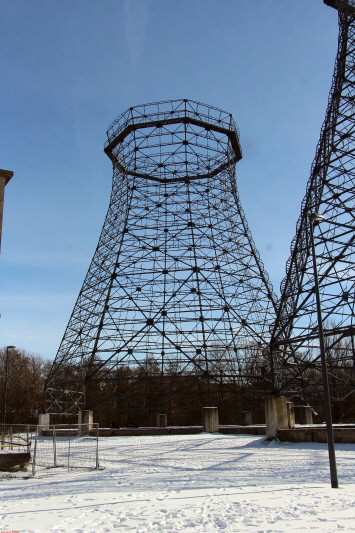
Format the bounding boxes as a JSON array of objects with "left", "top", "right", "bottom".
[
  {"left": 45, "top": 99, "right": 277, "bottom": 416},
  {"left": 271, "top": 0, "right": 355, "bottom": 405}
]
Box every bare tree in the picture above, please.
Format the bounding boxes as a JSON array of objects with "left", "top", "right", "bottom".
[{"left": 0, "top": 347, "right": 49, "bottom": 424}]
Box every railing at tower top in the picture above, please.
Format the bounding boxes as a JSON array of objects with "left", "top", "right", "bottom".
[{"left": 105, "top": 98, "right": 240, "bottom": 148}]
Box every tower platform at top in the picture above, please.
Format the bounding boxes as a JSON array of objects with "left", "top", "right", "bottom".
[
  {"left": 104, "top": 99, "right": 242, "bottom": 183},
  {"left": 324, "top": 0, "right": 355, "bottom": 12}
]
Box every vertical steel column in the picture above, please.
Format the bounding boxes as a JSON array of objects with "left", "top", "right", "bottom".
[{"left": 309, "top": 213, "right": 338, "bottom": 488}]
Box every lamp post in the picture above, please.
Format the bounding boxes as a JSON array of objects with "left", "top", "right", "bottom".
[
  {"left": 309, "top": 213, "right": 338, "bottom": 488},
  {"left": 2, "top": 345, "right": 16, "bottom": 427}
]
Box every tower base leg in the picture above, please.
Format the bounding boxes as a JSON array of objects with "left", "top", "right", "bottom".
[
  {"left": 287, "top": 402, "right": 295, "bottom": 429},
  {"left": 202, "top": 407, "right": 219, "bottom": 433},
  {"left": 241, "top": 410, "right": 252, "bottom": 426},
  {"left": 38, "top": 413, "right": 50, "bottom": 436},
  {"left": 156, "top": 414, "right": 167, "bottom": 428},
  {"left": 294, "top": 405, "right": 313, "bottom": 425},
  {"left": 78, "top": 410, "right": 93, "bottom": 436},
  {"left": 265, "top": 396, "right": 288, "bottom": 439}
]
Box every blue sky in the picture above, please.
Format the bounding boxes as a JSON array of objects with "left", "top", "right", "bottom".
[{"left": 1, "top": 0, "right": 338, "bottom": 359}]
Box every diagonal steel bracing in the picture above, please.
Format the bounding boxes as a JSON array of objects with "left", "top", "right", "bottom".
[
  {"left": 45, "top": 99, "right": 277, "bottom": 417},
  {"left": 271, "top": 1, "right": 355, "bottom": 407}
]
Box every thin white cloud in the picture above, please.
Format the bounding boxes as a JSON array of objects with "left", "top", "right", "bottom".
[{"left": 124, "top": 0, "right": 151, "bottom": 71}]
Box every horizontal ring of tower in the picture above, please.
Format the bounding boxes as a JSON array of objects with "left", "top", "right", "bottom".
[{"left": 104, "top": 99, "right": 242, "bottom": 183}]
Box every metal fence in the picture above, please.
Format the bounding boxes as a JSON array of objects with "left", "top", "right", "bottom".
[{"left": 0, "top": 423, "right": 100, "bottom": 477}]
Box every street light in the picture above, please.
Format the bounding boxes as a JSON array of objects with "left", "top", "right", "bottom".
[
  {"left": 2, "top": 345, "right": 16, "bottom": 427},
  {"left": 308, "top": 213, "right": 338, "bottom": 488}
]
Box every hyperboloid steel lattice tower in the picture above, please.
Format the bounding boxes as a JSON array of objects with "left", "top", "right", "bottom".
[
  {"left": 45, "top": 99, "right": 276, "bottom": 420},
  {"left": 271, "top": 0, "right": 355, "bottom": 406}
]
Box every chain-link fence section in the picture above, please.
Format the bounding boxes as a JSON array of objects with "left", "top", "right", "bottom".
[{"left": 0, "top": 423, "right": 100, "bottom": 477}]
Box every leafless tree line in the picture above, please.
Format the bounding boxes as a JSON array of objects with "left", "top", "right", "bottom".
[
  {"left": 2, "top": 337, "right": 355, "bottom": 428},
  {"left": 0, "top": 347, "right": 49, "bottom": 425}
]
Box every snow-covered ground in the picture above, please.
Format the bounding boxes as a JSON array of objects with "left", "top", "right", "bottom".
[{"left": 0, "top": 433, "right": 354, "bottom": 532}]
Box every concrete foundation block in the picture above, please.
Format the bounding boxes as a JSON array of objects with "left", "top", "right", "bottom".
[
  {"left": 287, "top": 402, "right": 295, "bottom": 429},
  {"left": 156, "top": 413, "right": 167, "bottom": 428},
  {"left": 202, "top": 407, "right": 219, "bottom": 433},
  {"left": 241, "top": 410, "right": 252, "bottom": 426},
  {"left": 78, "top": 410, "right": 94, "bottom": 436},
  {"left": 38, "top": 413, "right": 50, "bottom": 435},
  {"left": 294, "top": 405, "right": 313, "bottom": 425},
  {"left": 265, "top": 396, "right": 288, "bottom": 439}
]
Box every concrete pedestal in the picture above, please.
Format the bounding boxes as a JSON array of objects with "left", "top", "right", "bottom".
[
  {"left": 78, "top": 410, "right": 93, "bottom": 436},
  {"left": 202, "top": 407, "right": 219, "bottom": 433},
  {"left": 294, "top": 405, "right": 313, "bottom": 425},
  {"left": 287, "top": 402, "right": 295, "bottom": 429},
  {"left": 38, "top": 413, "right": 50, "bottom": 435},
  {"left": 156, "top": 413, "right": 167, "bottom": 428},
  {"left": 241, "top": 410, "right": 252, "bottom": 426},
  {"left": 265, "top": 396, "right": 288, "bottom": 439}
]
